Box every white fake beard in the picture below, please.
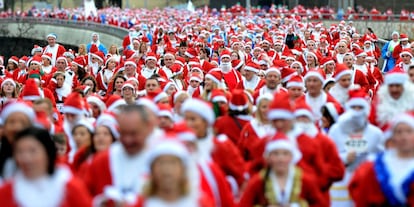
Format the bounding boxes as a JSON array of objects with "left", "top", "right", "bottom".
[
  {"left": 339, "top": 109, "right": 367, "bottom": 133},
  {"left": 220, "top": 62, "right": 231, "bottom": 73},
  {"left": 295, "top": 122, "right": 319, "bottom": 137}
]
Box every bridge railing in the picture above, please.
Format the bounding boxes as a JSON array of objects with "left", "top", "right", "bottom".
[{"left": 0, "top": 17, "right": 129, "bottom": 39}]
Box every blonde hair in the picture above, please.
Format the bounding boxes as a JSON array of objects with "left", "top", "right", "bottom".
[{"left": 78, "top": 44, "right": 87, "bottom": 56}]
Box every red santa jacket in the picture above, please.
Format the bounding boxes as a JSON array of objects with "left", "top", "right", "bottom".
[
  {"left": 0, "top": 168, "right": 92, "bottom": 207},
  {"left": 349, "top": 156, "right": 414, "bottom": 207},
  {"left": 214, "top": 115, "right": 251, "bottom": 145},
  {"left": 239, "top": 167, "right": 325, "bottom": 207}
]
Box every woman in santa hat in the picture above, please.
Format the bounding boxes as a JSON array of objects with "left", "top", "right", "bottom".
[
  {"left": 96, "top": 56, "right": 119, "bottom": 94},
  {"left": 134, "top": 140, "right": 213, "bottom": 207},
  {"left": 0, "top": 127, "right": 92, "bottom": 206},
  {"left": 349, "top": 112, "right": 414, "bottom": 206},
  {"left": 72, "top": 113, "right": 119, "bottom": 178},
  {"left": 239, "top": 132, "right": 325, "bottom": 207},
  {"left": 0, "top": 101, "right": 36, "bottom": 183},
  {"left": 201, "top": 70, "right": 225, "bottom": 101},
  {"left": 181, "top": 98, "right": 243, "bottom": 206},
  {"left": 109, "top": 75, "right": 126, "bottom": 97},
  {"left": 0, "top": 78, "right": 19, "bottom": 110},
  {"left": 239, "top": 94, "right": 275, "bottom": 169}
]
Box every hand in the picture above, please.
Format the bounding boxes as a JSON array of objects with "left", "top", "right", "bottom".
[{"left": 346, "top": 151, "right": 357, "bottom": 164}]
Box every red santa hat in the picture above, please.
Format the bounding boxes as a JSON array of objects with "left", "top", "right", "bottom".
[
  {"left": 220, "top": 49, "right": 231, "bottom": 60},
  {"left": 345, "top": 88, "right": 370, "bottom": 115},
  {"left": 229, "top": 90, "right": 248, "bottom": 111},
  {"left": 333, "top": 63, "right": 352, "bottom": 82},
  {"left": 181, "top": 98, "right": 215, "bottom": 125},
  {"left": 1, "top": 101, "right": 36, "bottom": 123},
  {"left": 189, "top": 73, "right": 203, "bottom": 83},
  {"left": 147, "top": 140, "right": 189, "bottom": 167},
  {"left": 96, "top": 112, "right": 120, "bottom": 139},
  {"left": 304, "top": 69, "right": 326, "bottom": 83},
  {"left": 205, "top": 70, "right": 222, "bottom": 86},
  {"left": 244, "top": 61, "right": 259, "bottom": 73},
  {"left": 73, "top": 119, "right": 95, "bottom": 133},
  {"left": 72, "top": 58, "right": 86, "bottom": 69},
  {"left": 157, "top": 103, "right": 174, "bottom": 120},
  {"left": 320, "top": 56, "right": 335, "bottom": 67},
  {"left": 63, "top": 92, "right": 85, "bottom": 115},
  {"left": 172, "top": 122, "right": 197, "bottom": 142},
  {"left": 399, "top": 48, "right": 413, "bottom": 58},
  {"left": 21, "top": 79, "right": 42, "bottom": 101},
  {"left": 390, "top": 113, "right": 414, "bottom": 131},
  {"left": 232, "top": 59, "right": 243, "bottom": 70},
  {"left": 8, "top": 56, "right": 19, "bottom": 65},
  {"left": 1, "top": 78, "right": 16, "bottom": 89},
  {"left": 87, "top": 95, "right": 107, "bottom": 113},
  {"left": 185, "top": 47, "right": 198, "bottom": 58},
  {"left": 41, "top": 53, "right": 53, "bottom": 62},
  {"left": 306, "top": 51, "right": 321, "bottom": 63},
  {"left": 265, "top": 67, "right": 281, "bottom": 76},
  {"left": 354, "top": 49, "right": 367, "bottom": 57},
  {"left": 400, "top": 33, "right": 409, "bottom": 41},
  {"left": 106, "top": 95, "right": 127, "bottom": 112},
  {"left": 30, "top": 55, "right": 43, "bottom": 66},
  {"left": 136, "top": 98, "right": 159, "bottom": 114},
  {"left": 121, "top": 80, "right": 136, "bottom": 95},
  {"left": 91, "top": 51, "right": 105, "bottom": 63},
  {"left": 124, "top": 58, "right": 137, "bottom": 68},
  {"left": 268, "top": 93, "right": 294, "bottom": 120},
  {"left": 294, "top": 100, "right": 315, "bottom": 122},
  {"left": 281, "top": 68, "right": 297, "bottom": 83},
  {"left": 286, "top": 75, "right": 304, "bottom": 89},
  {"left": 264, "top": 132, "right": 302, "bottom": 164},
  {"left": 145, "top": 52, "right": 157, "bottom": 62},
  {"left": 210, "top": 89, "right": 228, "bottom": 103},
  {"left": 384, "top": 67, "right": 409, "bottom": 85}
]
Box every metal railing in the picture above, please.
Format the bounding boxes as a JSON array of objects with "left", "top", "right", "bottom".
[{"left": 0, "top": 17, "right": 129, "bottom": 39}]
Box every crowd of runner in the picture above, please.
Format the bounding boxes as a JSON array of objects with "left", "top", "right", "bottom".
[{"left": 0, "top": 3, "right": 414, "bottom": 207}]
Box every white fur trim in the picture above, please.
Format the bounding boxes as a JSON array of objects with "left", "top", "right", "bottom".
[
  {"left": 182, "top": 99, "right": 215, "bottom": 125},
  {"left": 264, "top": 140, "right": 302, "bottom": 164},
  {"left": 255, "top": 93, "right": 274, "bottom": 106},
  {"left": 323, "top": 60, "right": 335, "bottom": 66},
  {"left": 334, "top": 70, "right": 352, "bottom": 82},
  {"left": 173, "top": 91, "right": 188, "bottom": 103},
  {"left": 62, "top": 106, "right": 84, "bottom": 115},
  {"left": 286, "top": 81, "right": 304, "bottom": 89},
  {"left": 124, "top": 60, "right": 137, "bottom": 68},
  {"left": 154, "top": 92, "right": 168, "bottom": 103},
  {"left": 265, "top": 68, "right": 281, "bottom": 76},
  {"left": 400, "top": 51, "right": 413, "bottom": 58},
  {"left": 401, "top": 38, "right": 409, "bottom": 41},
  {"left": 345, "top": 98, "right": 370, "bottom": 115},
  {"left": 220, "top": 54, "right": 230, "bottom": 59},
  {"left": 158, "top": 110, "right": 174, "bottom": 120},
  {"left": 145, "top": 56, "right": 157, "bottom": 62},
  {"left": 267, "top": 109, "right": 294, "bottom": 120},
  {"left": 147, "top": 141, "right": 189, "bottom": 167},
  {"left": 136, "top": 98, "right": 159, "bottom": 114},
  {"left": 87, "top": 96, "right": 107, "bottom": 112},
  {"left": 74, "top": 119, "right": 95, "bottom": 133},
  {"left": 385, "top": 73, "right": 408, "bottom": 85},
  {"left": 90, "top": 53, "right": 103, "bottom": 63},
  {"left": 304, "top": 71, "right": 324, "bottom": 82},
  {"left": 107, "top": 99, "right": 127, "bottom": 112},
  {"left": 229, "top": 102, "right": 248, "bottom": 111},
  {"left": 356, "top": 52, "right": 367, "bottom": 57},
  {"left": 189, "top": 76, "right": 202, "bottom": 83},
  {"left": 391, "top": 113, "right": 414, "bottom": 130},
  {"left": 211, "top": 95, "right": 227, "bottom": 103},
  {"left": 46, "top": 33, "right": 57, "bottom": 39},
  {"left": 325, "top": 102, "right": 339, "bottom": 122},
  {"left": 244, "top": 65, "right": 259, "bottom": 73},
  {"left": 294, "top": 109, "right": 314, "bottom": 121},
  {"left": 1, "top": 78, "right": 16, "bottom": 88},
  {"left": 184, "top": 51, "right": 195, "bottom": 58},
  {"left": 1, "top": 102, "right": 36, "bottom": 122},
  {"left": 205, "top": 74, "right": 221, "bottom": 86}
]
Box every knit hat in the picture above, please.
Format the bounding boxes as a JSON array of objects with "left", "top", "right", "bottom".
[
  {"left": 181, "top": 98, "right": 215, "bottom": 125},
  {"left": 264, "top": 132, "right": 302, "bottom": 164}
]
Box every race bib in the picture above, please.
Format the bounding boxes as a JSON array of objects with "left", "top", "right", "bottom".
[{"left": 345, "top": 133, "right": 368, "bottom": 153}]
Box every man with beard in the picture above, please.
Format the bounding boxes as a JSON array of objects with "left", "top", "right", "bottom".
[
  {"left": 213, "top": 49, "right": 242, "bottom": 90},
  {"left": 260, "top": 38, "right": 277, "bottom": 62},
  {"left": 140, "top": 53, "right": 167, "bottom": 79},
  {"left": 61, "top": 92, "right": 87, "bottom": 163},
  {"left": 236, "top": 61, "right": 265, "bottom": 92},
  {"left": 328, "top": 88, "right": 383, "bottom": 207},
  {"left": 329, "top": 64, "right": 353, "bottom": 106},
  {"left": 370, "top": 68, "right": 414, "bottom": 130},
  {"left": 294, "top": 100, "right": 345, "bottom": 205}
]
